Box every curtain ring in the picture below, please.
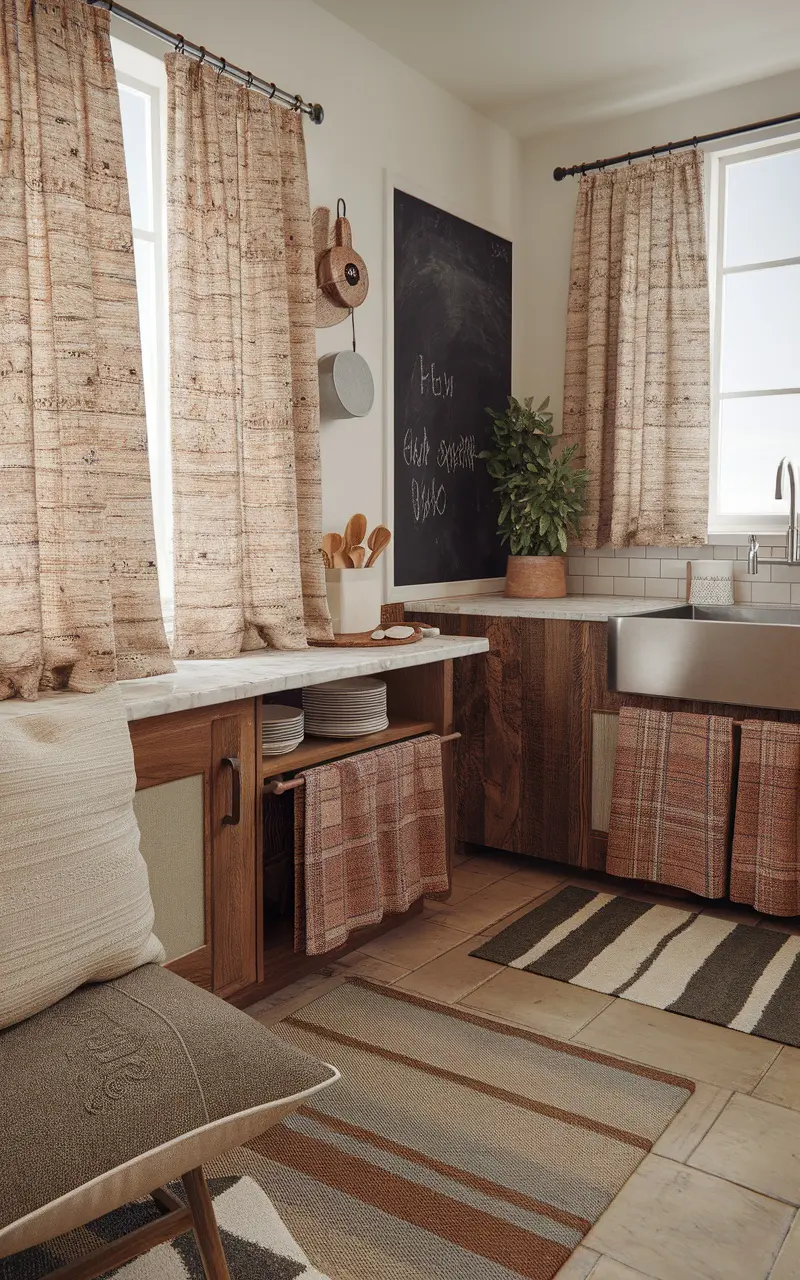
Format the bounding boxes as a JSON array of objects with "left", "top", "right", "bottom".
[
  {"left": 175, "top": 34, "right": 185, "bottom": 55},
  {"left": 217, "top": 57, "right": 226, "bottom": 77},
  {"left": 627, "top": 152, "right": 632, "bottom": 165},
  {"left": 692, "top": 136, "right": 698, "bottom": 148},
  {"left": 293, "top": 94, "right": 304, "bottom": 111},
  {"left": 269, "top": 82, "right": 277, "bottom": 99},
  {"left": 246, "top": 70, "right": 254, "bottom": 89},
  {"left": 197, "top": 46, "right": 207, "bottom": 66}
]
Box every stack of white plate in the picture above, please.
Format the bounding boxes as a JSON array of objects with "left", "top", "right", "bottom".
[
  {"left": 261, "top": 704, "right": 305, "bottom": 755},
  {"left": 303, "top": 677, "right": 388, "bottom": 738}
]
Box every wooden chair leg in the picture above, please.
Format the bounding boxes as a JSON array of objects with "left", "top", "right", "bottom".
[{"left": 182, "top": 1167, "right": 231, "bottom": 1280}]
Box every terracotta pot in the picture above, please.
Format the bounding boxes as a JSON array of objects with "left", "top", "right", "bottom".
[{"left": 504, "top": 554, "right": 566, "bottom": 599}]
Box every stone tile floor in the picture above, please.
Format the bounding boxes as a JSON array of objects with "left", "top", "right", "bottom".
[{"left": 247, "top": 850, "right": 800, "bottom": 1280}]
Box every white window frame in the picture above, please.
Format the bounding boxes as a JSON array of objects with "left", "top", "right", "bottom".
[
  {"left": 111, "top": 37, "right": 173, "bottom": 624},
  {"left": 706, "top": 129, "right": 800, "bottom": 541}
]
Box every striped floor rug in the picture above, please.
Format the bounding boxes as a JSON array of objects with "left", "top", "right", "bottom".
[
  {"left": 255, "top": 978, "right": 692, "bottom": 1280},
  {"left": 473, "top": 885, "right": 800, "bottom": 1045}
]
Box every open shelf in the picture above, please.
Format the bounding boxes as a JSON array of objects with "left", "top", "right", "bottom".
[{"left": 261, "top": 716, "right": 437, "bottom": 780}]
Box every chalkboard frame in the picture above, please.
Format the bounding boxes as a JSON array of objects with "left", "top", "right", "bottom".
[{"left": 382, "top": 173, "right": 513, "bottom": 604}]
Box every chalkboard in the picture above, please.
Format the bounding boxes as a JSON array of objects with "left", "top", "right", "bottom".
[{"left": 393, "top": 189, "right": 512, "bottom": 587}]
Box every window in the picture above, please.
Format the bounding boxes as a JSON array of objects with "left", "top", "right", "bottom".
[
  {"left": 111, "top": 38, "right": 173, "bottom": 622},
  {"left": 708, "top": 135, "right": 800, "bottom": 535}
]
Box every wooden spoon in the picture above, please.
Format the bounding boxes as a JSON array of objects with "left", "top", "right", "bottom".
[
  {"left": 333, "top": 549, "right": 355, "bottom": 568},
  {"left": 342, "top": 513, "right": 367, "bottom": 557},
  {"left": 365, "top": 524, "right": 391, "bottom": 568},
  {"left": 350, "top": 545, "right": 366, "bottom": 568},
  {"left": 322, "top": 532, "right": 343, "bottom": 565}
]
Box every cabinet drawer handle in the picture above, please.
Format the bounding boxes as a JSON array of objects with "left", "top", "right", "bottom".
[{"left": 220, "top": 755, "right": 241, "bottom": 826}]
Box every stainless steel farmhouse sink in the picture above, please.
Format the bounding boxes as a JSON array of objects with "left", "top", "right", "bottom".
[{"left": 608, "top": 605, "right": 800, "bottom": 711}]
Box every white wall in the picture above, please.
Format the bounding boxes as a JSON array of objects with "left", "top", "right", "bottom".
[
  {"left": 116, "top": 0, "right": 521, "bottom": 596},
  {"left": 519, "top": 65, "right": 800, "bottom": 425}
]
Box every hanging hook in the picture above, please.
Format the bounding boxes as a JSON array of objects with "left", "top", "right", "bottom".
[
  {"left": 692, "top": 136, "right": 699, "bottom": 148},
  {"left": 216, "top": 56, "right": 226, "bottom": 78},
  {"left": 627, "top": 152, "right": 633, "bottom": 166},
  {"left": 337, "top": 197, "right": 346, "bottom": 219},
  {"left": 197, "top": 46, "right": 207, "bottom": 66},
  {"left": 268, "top": 82, "right": 277, "bottom": 100},
  {"left": 246, "top": 70, "right": 254, "bottom": 89},
  {"left": 175, "top": 33, "right": 185, "bottom": 55},
  {"left": 293, "top": 94, "right": 304, "bottom": 112}
]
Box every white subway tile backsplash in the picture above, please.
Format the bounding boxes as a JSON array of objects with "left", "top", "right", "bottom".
[
  {"left": 645, "top": 578, "right": 680, "bottom": 598},
  {"left": 583, "top": 576, "right": 615, "bottom": 595},
  {"left": 572, "top": 556, "right": 598, "bottom": 577},
  {"left": 751, "top": 582, "right": 791, "bottom": 603},
  {"left": 660, "top": 560, "right": 691, "bottom": 580},
  {"left": 566, "top": 538, "right": 800, "bottom": 604},
  {"left": 733, "top": 560, "right": 770, "bottom": 581},
  {"left": 768, "top": 564, "right": 800, "bottom": 582},
  {"left": 600, "top": 557, "right": 623, "bottom": 577}
]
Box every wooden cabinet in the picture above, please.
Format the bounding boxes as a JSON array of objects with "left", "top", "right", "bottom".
[
  {"left": 411, "top": 612, "right": 616, "bottom": 869},
  {"left": 416, "top": 608, "right": 800, "bottom": 875},
  {"left": 127, "top": 659, "right": 459, "bottom": 1006},
  {"left": 129, "top": 699, "right": 258, "bottom": 998}
]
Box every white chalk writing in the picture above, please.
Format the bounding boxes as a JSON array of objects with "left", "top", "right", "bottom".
[
  {"left": 403, "top": 425, "right": 430, "bottom": 468},
  {"left": 437, "top": 435, "right": 476, "bottom": 473},
  {"left": 411, "top": 477, "right": 447, "bottom": 523},
  {"left": 418, "top": 355, "right": 454, "bottom": 399}
]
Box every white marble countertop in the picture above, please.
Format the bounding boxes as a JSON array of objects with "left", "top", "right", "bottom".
[
  {"left": 405, "top": 593, "right": 678, "bottom": 622},
  {"left": 115, "top": 634, "right": 488, "bottom": 720},
  {"left": 0, "top": 636, "right": 488, "bottom": 723}
]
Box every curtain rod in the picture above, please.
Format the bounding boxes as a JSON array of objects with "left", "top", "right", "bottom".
[
  {"left": 552, "top": 107, "right": 800, "bottom": 180},
  {"left": 86, "top": 0, "right": 324, "bottom": 123}
]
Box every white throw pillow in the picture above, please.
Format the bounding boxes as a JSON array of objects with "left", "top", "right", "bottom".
[{"left": 0, "top": 686, "right": 164, "bottom": 1030}]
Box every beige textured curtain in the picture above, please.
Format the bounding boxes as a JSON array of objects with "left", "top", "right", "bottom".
[
  {"left": 0, "top": 0, "right": 174, "bottom": 699},
  {"left": 562, "top": 152, "right": 710, "bottom": 548},
  {"left": 166, "top": 58, "right": 332, "bottom": 657}
]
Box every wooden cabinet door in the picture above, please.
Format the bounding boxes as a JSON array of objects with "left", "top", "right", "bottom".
[{"left": 130, "top": 700, "right": 258, "bottom": 996}]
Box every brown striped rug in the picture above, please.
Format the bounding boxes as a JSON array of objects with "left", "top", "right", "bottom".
[
  {"left": 250, "top": 978, "right": 692, "bottom": 1280},
  {"left": 473, "top": 885, "right": 800, "bottom": 1045}
]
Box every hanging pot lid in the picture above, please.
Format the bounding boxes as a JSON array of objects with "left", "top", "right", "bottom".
[{"left": 318, "top": 350, "right": 375, "bottom": 420}]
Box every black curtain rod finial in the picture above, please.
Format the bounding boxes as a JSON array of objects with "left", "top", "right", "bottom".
[{"left": 553, "top": 166, "right": 567, "bottom": 181}]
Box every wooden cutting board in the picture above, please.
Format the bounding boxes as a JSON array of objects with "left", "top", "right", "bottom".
[{"left": 308, "top": 625, "right": 424, "bottom": 649}]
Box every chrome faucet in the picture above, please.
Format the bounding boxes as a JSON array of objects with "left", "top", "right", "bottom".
[{"left": 748, "top": 456, "right": 800, "bottom": 574}]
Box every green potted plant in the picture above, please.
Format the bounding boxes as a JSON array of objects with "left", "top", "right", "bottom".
[{"left": 480, "top": 396, "right": 588, "bottom": 599}]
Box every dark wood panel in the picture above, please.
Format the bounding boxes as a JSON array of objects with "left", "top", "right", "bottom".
[
  {"left": 211, "top": 709, "right": 258, "bottom": 998},
  {"left": 167, "top": 946, "right": 212, "bottom": 990}
]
